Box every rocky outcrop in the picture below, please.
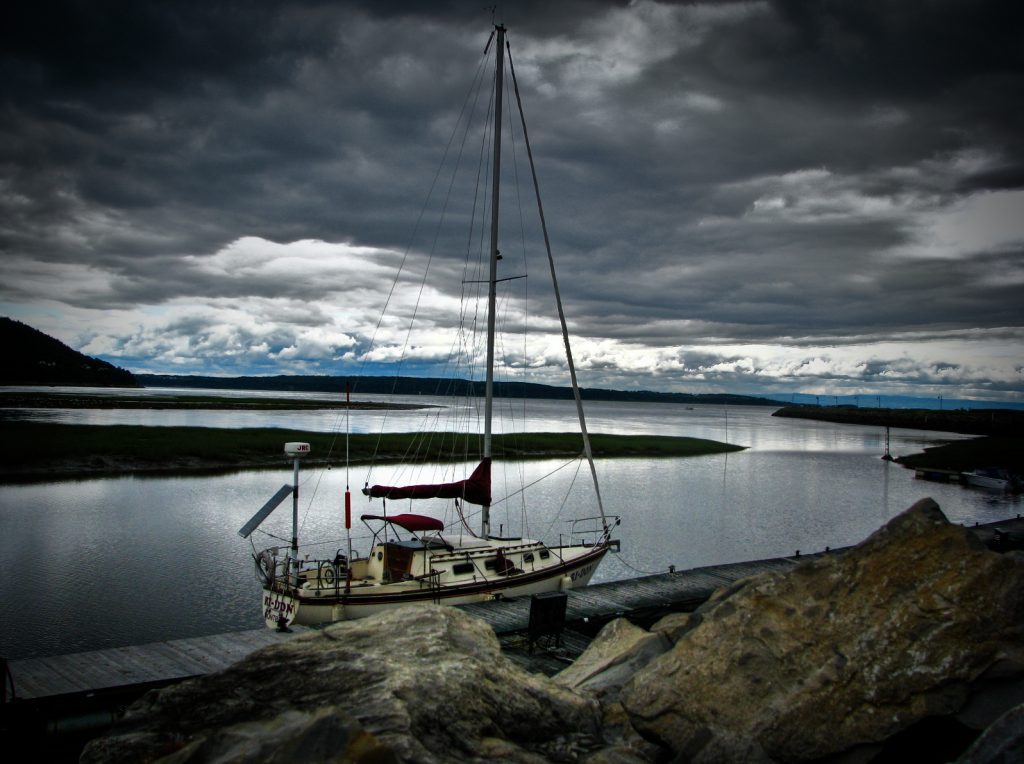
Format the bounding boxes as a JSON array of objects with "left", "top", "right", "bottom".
[
  {"left": 616, "top": 498, "right": 1024, "bottom": 762},
  {"left": 80, "top": 606, "right": 604, "bottom": 763}
]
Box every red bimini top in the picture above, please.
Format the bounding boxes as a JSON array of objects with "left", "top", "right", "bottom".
[{"left": 359, "top": 513, "right": 445, "bottom": 533}]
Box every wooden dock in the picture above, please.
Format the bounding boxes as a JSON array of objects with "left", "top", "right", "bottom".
[
  {"left": 6, "top": 626, "right": 312, "bottom": 702},
  {"left": 913, "top": 467, "right": 962, "bottom": 483}
]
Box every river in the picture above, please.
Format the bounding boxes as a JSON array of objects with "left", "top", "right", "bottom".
[{"left": 1, "top": 390, "right": 1020, "bottom": 660}]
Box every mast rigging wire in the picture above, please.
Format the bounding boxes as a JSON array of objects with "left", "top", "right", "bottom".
[{"left": 506, "top": 40, "right": 610, "bottom": 535}]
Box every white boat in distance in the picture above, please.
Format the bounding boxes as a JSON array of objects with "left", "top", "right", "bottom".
[
  {"left": 961, "top": 468, "right": 1014, "bottom": 492},
  {"left": 240, "top": 24, "right": 619, "bottom": 629}
]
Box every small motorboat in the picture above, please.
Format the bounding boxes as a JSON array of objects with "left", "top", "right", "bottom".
[{"left": 961, "top": 467, "right": 1013, "bottom": 491}]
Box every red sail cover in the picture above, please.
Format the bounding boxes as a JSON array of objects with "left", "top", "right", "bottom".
[{"left": 363, "top": 458, "right": 491, "bottom": 506}]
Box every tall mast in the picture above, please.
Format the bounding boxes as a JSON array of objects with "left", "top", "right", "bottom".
[{"left": 482, "top": 24, "right": 505, "bottom": 539}]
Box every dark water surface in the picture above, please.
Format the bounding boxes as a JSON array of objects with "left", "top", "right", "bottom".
[{"left": 1, "top": 392, "right": 1019, "bottom": 660}]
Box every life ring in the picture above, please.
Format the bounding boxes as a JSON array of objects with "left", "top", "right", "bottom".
[
  {"left": 255, "top": 550, "right": 275, "bottom": 585},
  {"left": 319, "top": 561, "right": 337, "bottom": 588}
]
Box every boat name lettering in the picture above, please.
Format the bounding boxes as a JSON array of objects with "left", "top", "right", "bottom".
[
  {"left": 263, "top": 594, "right": 295, "bottom": 619},
  {"left": 571, "top": 563, "right": 595, "bottom": 582}
]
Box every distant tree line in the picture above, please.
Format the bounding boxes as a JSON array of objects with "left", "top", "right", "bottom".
[{"left": 135, "top": 372, "right": 778, "bottom": 406}]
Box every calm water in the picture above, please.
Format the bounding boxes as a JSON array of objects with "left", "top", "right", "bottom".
[{"left": 1, "top": 392, "right": 1020, "bottom": 660}]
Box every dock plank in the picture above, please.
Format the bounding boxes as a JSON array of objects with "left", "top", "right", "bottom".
[{"left": 8, "top": 627, "right": 310, "bottom": 700}]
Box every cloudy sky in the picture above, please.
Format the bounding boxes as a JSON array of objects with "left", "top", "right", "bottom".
[{"left": 3, "top": 0, "right": 1023, "bottom": 402}]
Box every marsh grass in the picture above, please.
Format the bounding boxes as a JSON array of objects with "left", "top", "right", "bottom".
[{"left": 0, "top": 422, "right": 743, "bottom": 481}]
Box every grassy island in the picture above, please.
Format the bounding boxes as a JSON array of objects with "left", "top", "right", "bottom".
[
  {"left": 894, "top": 437, "right": 1024, "bottom": 476},
  {"left": 772, "top": 404, "right": 1023, "bottom": 437},
  {"left": 0, "top": 422, "right": 744, "bottom": 482},
  {"left": 773, "top": 405, "right": 1024, "bottom": 476}
]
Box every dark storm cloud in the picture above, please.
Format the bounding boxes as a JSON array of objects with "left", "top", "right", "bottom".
[
  {"left": 2, "top": 0, "right": 1022, "bottom": 396},
  {"left": 1, "top": 1, "right": 484, "bottom": 262}
]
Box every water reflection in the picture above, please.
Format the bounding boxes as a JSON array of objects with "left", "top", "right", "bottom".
[{"left": 0, "top": 398, "right": 1017, "bottom": 660}]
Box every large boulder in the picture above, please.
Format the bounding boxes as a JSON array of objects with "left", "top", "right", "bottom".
[
  {"left": 81, "top": 605, "right": 603, "bottom": 763},
  {"left": 619, "top": 498, "right": 1024, "bottom": 763}
]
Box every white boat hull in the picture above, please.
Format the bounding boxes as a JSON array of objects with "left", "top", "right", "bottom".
[
  {"left": 962, "top": 469, "right": 1011, "bottom": 491},
  {"left": 261, "top": 543, "right": 609, "bottom": 628},
  {"left": 963, "top": 474, "right": 1008, "bottom": 490}
]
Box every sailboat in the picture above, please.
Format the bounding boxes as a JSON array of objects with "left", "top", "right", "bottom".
[{"left": 239, "top": 24, "right": 619, "bottom": 629}]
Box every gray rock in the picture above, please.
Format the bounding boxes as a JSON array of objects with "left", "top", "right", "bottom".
[
  {"left": 619, "top": 498, "right": 1024, "bottom": 763},
  {"left": 588, "top": 700, "right": 669, "bottom": 764},
  {"left": 152, "top": 707, "right": 396, "bottom": 764},
  {"left": 81, "top": 605, "right": 603, "bottom": 763},
  {"left": 649, "top": 611, "right": 701, "bottom": 644},
  {"left": 554, "top": 618, "right": 671, "bottom": 700}
]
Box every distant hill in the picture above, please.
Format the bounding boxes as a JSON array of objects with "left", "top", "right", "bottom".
[
  {"left": 135, "top": 373, "right": 779, "bottom": 407},
  {"left": 1, "top": 317, "right": 138, "bottom": 387}
]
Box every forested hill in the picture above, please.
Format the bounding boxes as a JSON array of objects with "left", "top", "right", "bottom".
[
  {"left": 1, "top": 317, "right": 138, "bottom": 387},
  {"left": 135, "top": 373, "right": 779, "bottom": 407}
]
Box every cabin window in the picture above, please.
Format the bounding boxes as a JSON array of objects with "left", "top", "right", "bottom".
[
  {"left": 539, "top": 550, "right": 550, "bottom": 560},
  {"left": 452, "top": 562, "right": 474, "bottom": 575},
  {"left": 485, "top": 554, "right": 517, "bottom": 575},
  {"left": 523, "top": 553, "right": 534, "bottom": 563}
]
